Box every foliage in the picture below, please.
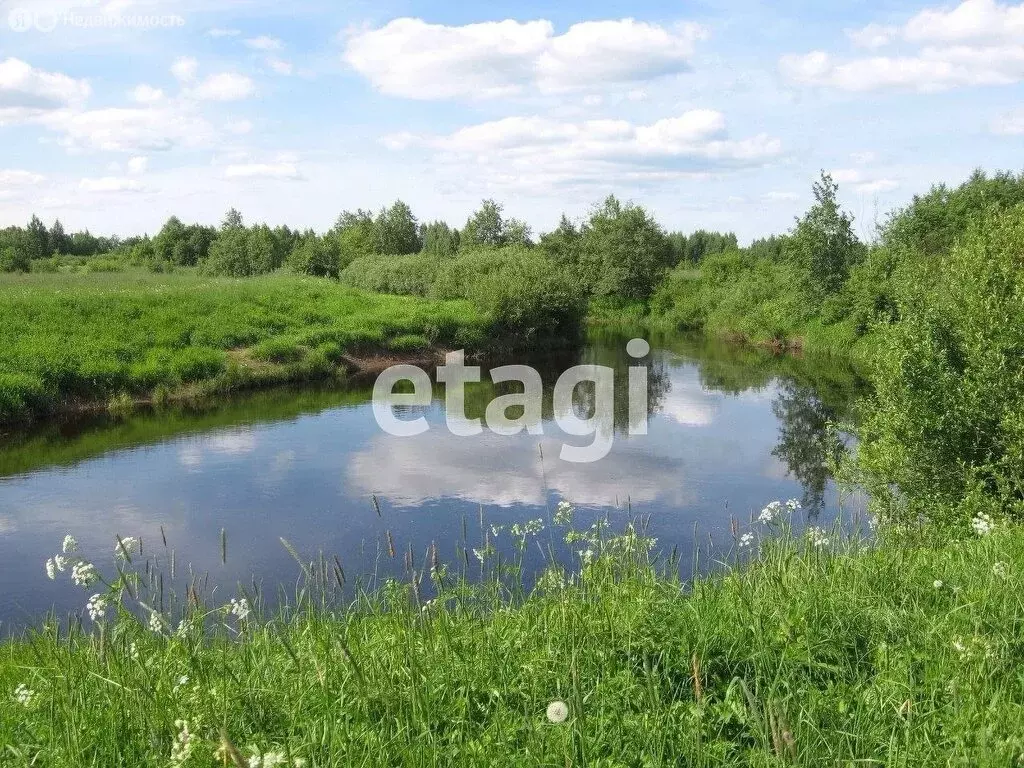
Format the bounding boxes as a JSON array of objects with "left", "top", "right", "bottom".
[
  {"left": 577, "top": 195, "right": 671, "bottom": 301},
  {"left": 340, "top": 252, "right": 441, "bottom": 296},
  {"left": 461, "top": 199, "right": 532, "bottom": 248},
  {"left": 374, "top": 200, "right": 421, "bottom": 255},
  {"left": 289, "top": 234, "right": 341, "bottom": 279},
  {"left": 419, "top": 220, "right": 460, "bottom": 258},
  {"left": 856, "top": 205, "right": 1024, "bottom": 526},
  {"left": 784, "top": 172, "right": 863, "bottom": 302}
]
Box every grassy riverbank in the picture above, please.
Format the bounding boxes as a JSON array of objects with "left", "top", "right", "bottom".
[
  {"left": 2, "top": 511, "right": 1022, "bottom": 766},
  {"left": 0, "top": 270, "right": 532, "bottom": 425}
]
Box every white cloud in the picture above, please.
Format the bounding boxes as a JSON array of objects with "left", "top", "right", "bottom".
[
  {"left": 846, "top": 23, "right": 898, "bottom": 48},
  {"left": 171, "top": 56, "right": 199, "bottom": 83},
  {"left": 343, "top": 17, "right": 707, "bottom": 99},
  {"left": 904, "top": 0, "right": 1024, "bottom": 43},
  {"left": 79, "top": 177, "right": 143, "bottom": 193},
  {"left": 266, "top": 58, "right": 294, "bottom": 76},
  {"left": 127, "top": 156, "right": 149, "bottom": 175},
  {"left": 385, "top": 111, "right": 781, "bottom": 193},
  {"left": 245, "top": 35, "right": 283, "bottom": 51},
  {"left": 40, "top": 104, "right": 215, "bottom": 153},
  {"left": 225, "top": 118, "right": 253, "bottom": 135},
  {"left": 224, "top": 162, "right": 302, "bottom": 180},
  {"left": 187, "top": 73, "right": 256, "bottom": 101},
  {"left": 992, "top": 107, "right": 1024, "bottom": 134},
  {"left": 830, "top": 168, "right": 899, "bottom": 194},
  {"left": 784, "top": 1, "right": 1024, "bottom": 92},
  {"left": 763, "top": 190, "right": 800, "bottom": 202},
  {"left": 0, "top": 58, "right": 90, "bottom": 123},
  {"left": 0, "top": 169, "right": 46, "bottom": 185},
  {"left": 129, "top": 84, "right": 164, "bottom": 104},
  {"left": 208, "top": 27, "right": 241, "bottom": 38}
]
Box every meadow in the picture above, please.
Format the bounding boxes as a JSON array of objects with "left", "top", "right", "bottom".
[
  {"left": 2, "top": 505, "right": 1022, "bottom": 766},
  {"left": 0, "top": 270, "right": 493, "bottom": 425}
]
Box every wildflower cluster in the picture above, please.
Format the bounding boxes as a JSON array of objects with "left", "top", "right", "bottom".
[
  {"left": 535, "top": 567, "right": 567, "bottom": 593},
  {"left": 739, "top": 532, "right": 755, "bottom": 549},
  {"left": 972, "top": 513, "right": 995, "bottom": 536},
  {"left": 13, "top": 683, "right": 35, "bottom": 707},
  {"left": 170, "top": 720, "right": 194, "bottom": 766},
  {"left": 86, "top": 594, "right": 108, "bottom": 621},
  {"left": 553, "top": 500, "right": 575, "bottom": 526},
  {"left": 992, "top": 561, "right": 1009, "bottom": 579},
  {"left": 228, "top": 597, "right": 251, "bottom": 621},
  {"left": 115, "top": 536, "right": 141, "bottom": 560},
  {"left": 806, "top": 527, "right": 830, "bottom": 548},
  {"left": 758, "top": 498, "right": 801, "bottom": 525}
]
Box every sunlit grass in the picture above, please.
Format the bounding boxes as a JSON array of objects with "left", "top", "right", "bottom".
[
  {"left": 0, "top": 270, "right": 487, "bottom": 424},
  {"left": 2, "top": 502, "right": 1023, "bottom": 766}
]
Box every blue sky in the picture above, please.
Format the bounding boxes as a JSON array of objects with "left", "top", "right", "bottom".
[{"left": 0, "top": 0, "right": 1021, "bottom": 243}]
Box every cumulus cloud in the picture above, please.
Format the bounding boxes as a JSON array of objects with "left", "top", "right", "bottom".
[
  {"left": 245, "top": 35, "right": 283, "bottom": 51},
  {"left": 343, "top": 17, "right": 707, "bottom": 99},
  {"left": 171, "top": 56, "right": 199, "bottom": 83},
  {"left": 224, "top": 162, "right": 302, "bottom": 180},
  {"left": 79, "top": 177, "right": 143, "bottom": 193},
  {"left": 0, "top": 58, "right": 90, "bottom": 123},
  {"left": 783, "top": 0, "right": 1024, "bottom": 92},
  {"left": 127, "top": 156, "right": 148, "bottom": 175},
  {"left": 384, "top": 111, "right": 781, "bottom": 192},
  {"left": 266, "top": 58, "right": 294, "bottom": 76},
  {"left": 0, "top": 169, "right": 46, "bottom": 185},
  {"left": 830, "top": 168, "right": 899, "bottom": 194},
  {"left": 39, "top": 104, "right": 215, "bottom": 153},
  {"left": 186, "top": 73, "right": 256, "bottom": 101},
  {"left": 129, "top": 84, "right": 164, "bottom": 104}
]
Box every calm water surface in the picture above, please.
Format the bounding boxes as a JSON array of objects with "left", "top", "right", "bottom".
[{"left": 0, "top": 331, "right": 865, "bottom": 628}]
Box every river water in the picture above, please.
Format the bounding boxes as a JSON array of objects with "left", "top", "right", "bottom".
[{"left": 0, "top": 330, "right": 866, "bottom": 628}]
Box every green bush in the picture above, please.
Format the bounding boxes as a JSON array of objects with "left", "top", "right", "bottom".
[
  {"left": 340, "top": 253, "right": 440, "bottom": 296},
  {"left": 289, "top": 237, "right": 341, "bottom": 279},
  {"left": 0, "top": 246, "right": 30, "bottom": 273},
  {"left": 856, "top": 205, "right": 1024, "bottom": 525}
]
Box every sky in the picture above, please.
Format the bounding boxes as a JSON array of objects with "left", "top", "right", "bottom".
[{"left": 0, "top": 0, "right": 1021, "bottom": 244}]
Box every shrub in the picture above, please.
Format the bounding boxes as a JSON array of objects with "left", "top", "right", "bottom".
[
  {"left": 340, "top": 253, "right": 440, "bottom": 296},
  {"left": 289, "top": 237, "right": 341, "bottom": 279},
  {"left": 0, "top": 246, "right": 30, "bottom": 273},
  {"left": 856, "top": 205, "right": 1024, "bottom": 525}
]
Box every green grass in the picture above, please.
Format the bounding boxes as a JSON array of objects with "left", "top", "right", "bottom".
[
  {"left": 3, "top": 509, "right": 1023, "bottom": 766},
  {"left": 0, "top": 270, "right": 489, "bottom": 424}
]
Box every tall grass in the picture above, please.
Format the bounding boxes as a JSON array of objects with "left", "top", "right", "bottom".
[
  {"left": 2, "top": 503, "right": 1021, "bottom": 766},
  {"left": 0, "top": 270, "right": 488, "bottom": 424}
]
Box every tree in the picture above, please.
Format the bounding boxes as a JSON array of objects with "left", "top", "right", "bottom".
[
  {"left": 420, "top": 221, "right": 460, "bottom": 258},
  {"left": 334, "top": 209, "right": 378, "bottom": 265},
  {"left": 222, "top": 208, "right": 244, "bottom": 230},
  {"left": 375, "top": 200, "right": 421, "bottom": 255},
  {"left": 290, "top": 234, "right": 341, "bottom": 278},
  {"left": 26, "top": 215, "right": 48, "bottom": 260},
  {"left": 785, "top": 172, "right": 861, "bottom": 300},
  {"left": 460, "top": 199, "right": 531, "bottom": 248},
  {"left": 539, "top": 215, "right": 582, "bottom": 265},
  {"left": 49, "top": 219, "right": 70, "bottom": 255},
  {"left": 579, "top": 196, "right": 671, "bottom": 300}
]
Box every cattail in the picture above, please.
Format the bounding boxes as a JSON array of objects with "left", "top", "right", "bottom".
[
  {"left": 692, "top": 654, "right": 703, "bottom": 703},
  {"left": 386, "top": 530, "right": 396, "bottom": 558}
]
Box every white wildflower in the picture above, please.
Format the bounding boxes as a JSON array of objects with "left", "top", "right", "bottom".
[
  {"left": 229, "top": 598, "right": 251, "bottom": 621},
  {"left": 536, "top": 567, "right": 566, "bottom": 593},
  {"left": 758, "top": 501, "right": 783, "bottom": 524},
  {"left": 71, "top": 561, "right": 98, "bottom": 587},
  {"left": 14, "top": 683, "right": 35, "bottom": 707},
  {"left": 62, "top": 535, "right": 77, "bottom": 554},
  {"left": 806, "top": 527, "right": 829, "bottom": 547},
  {"left": 578, "top": 549, "right": 595, "bottom": 566},
  {"left": 933, "top": 580, "right": 944, "bottom": 589},
  {"left": 86, "top": 593, "right": 108, "bottom": 621},
  {"left": 148, "top": 611, "right": 163, "bottom": 633},
  {"left": 785, "top": 499, "right": 801, "bottom": 513},
  {"left": 554, "top": 501, "right": 574, "bottom": 526},
  {"left": 739, "top": 532, "right": 754, "bottom": 549},
  {"left": 52, "top": 554, "right": 69, "bottom": 573},
  {"left": 45, "top": 558, "right": 56, "bottom": 580},
  {"left": 971, "top": 513, "right": 994, "bottom": 537},
  {"left": 490, "top": 525, "right": 504, "bottom": 538},
  {"left": 170, "top": 719, "right": 193, "bottom": 765},
  {"left": 115, "top": 536, "right": 140, "bottom": 560},
  {"left": 993, "top": 561, "right": 1009, "bottom": 579},
  {"left": 524, "top": 518, "right": 545, "bottom": 535},
  {"left": 173, "top": 675, "right": 189, "bottom": 694},
  {"left": 546, "top": 700, "right": 569, "bottom": 723},
  {"left": 129, "top": 642, "right": 140, "bottom": 662}
]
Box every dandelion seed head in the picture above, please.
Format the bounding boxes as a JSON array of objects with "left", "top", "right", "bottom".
[
  {"left": 933, "top": 580, "right": 944, "bottom": 589},
  {"left": 546, "top": 700, "right": 569, "bottom": 723}
]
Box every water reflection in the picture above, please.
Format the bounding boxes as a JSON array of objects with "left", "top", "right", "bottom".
[{"left": 0, "top": 332, "right": 865, "bottom": 627}]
